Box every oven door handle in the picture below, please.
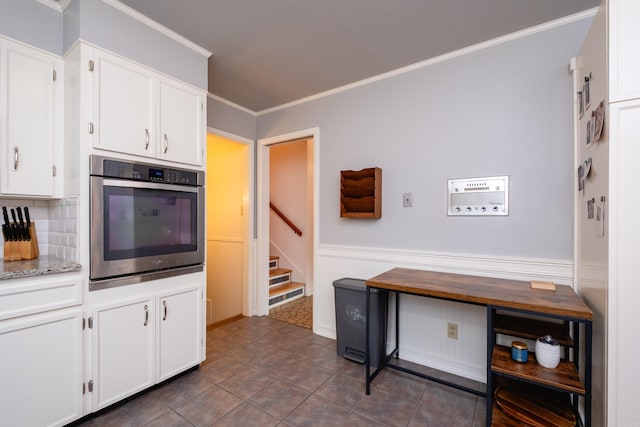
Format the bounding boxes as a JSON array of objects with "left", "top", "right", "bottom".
[{"left": 101, "top": 178, "right": 200, "bottom": 193}]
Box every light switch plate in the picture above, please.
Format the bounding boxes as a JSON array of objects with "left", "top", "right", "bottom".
[{"left": 403, "top": 193, "right": 413, "bottom": 207}]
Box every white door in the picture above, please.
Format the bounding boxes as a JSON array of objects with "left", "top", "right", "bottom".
[
  {"left": 0, "top": 308, "right": 83, "bottom": 427},
  {"left": 157, "top": 286, "right": 201, "bottom": 381},
  {"left": 92, "top": 51, "right": 155, "bottom": 158},
  {"left": 92, "top": 296, "right": 155, "bottom": 410},
  {"left": 0, "top": 40, "right": 56, "bottom": 196}
]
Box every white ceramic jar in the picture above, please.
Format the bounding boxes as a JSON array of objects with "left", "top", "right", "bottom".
[{"left": 535, "top": 335, "right": 561, "bottom": 369}]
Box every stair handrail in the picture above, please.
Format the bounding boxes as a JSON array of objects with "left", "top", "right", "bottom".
[{"left": 270, "top": 202, "right": 302, "bottom": 236}]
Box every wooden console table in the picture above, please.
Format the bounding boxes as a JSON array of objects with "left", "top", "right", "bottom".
[{"left": 364, "top": 267, "right": 593, "bottom": 427}]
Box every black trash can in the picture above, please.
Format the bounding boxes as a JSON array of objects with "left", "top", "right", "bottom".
[{"left": 333, "top": 278, "right": 388, "bottom": 368}]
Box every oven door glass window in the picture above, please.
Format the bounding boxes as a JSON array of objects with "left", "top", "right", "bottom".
[{"left": 103, "top": 186, "right": 198, "bottom": 260}]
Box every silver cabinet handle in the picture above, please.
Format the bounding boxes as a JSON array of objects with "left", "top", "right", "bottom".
[
  {"left": 162, "top": 300, "right": 167, "bottom": 321},
  {"left": 163, "top": 133, "right": 168, "bottom": 154},
  {"left": 13, "top": 147, "right": 19, "bottom": 170},
  {"left": 145, "top": 129, "right": 150, "bottom": 150},
  {"left": 143, "top": 304, "right": 149, "bottom": 326}
]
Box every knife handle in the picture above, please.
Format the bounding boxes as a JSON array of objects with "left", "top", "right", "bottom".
[{"left": 2, "top": 206, "right": 9, "bottom": 225}]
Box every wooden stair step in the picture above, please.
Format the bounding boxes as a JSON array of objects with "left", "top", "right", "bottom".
[
  {"left": 269, "top": 281, "right": 304, "bottom": 297},
  {"left": 269, "top": 267, "right": 292, "bottom": 277}
]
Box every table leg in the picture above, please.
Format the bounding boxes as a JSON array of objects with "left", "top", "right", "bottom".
[{"left": 365, "top": 285, "right": 371, "bottom": 395}]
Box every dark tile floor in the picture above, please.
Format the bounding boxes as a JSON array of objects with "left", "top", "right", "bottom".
[{"left": 76, "top": 316, "right": 487, "bottom": 426}]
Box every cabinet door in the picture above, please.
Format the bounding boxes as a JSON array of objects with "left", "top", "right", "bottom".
[
  {"left": 158, "top": 79, "right": 204, "bottom": 165},
  {"left": 609, "top": 99, "right": 640, "bottom": 426},
  {"left": 609, "top": 0, "right": 640, "bottom": 102},
  {"left": 0, "top": 307, "right": 83, "bottom": 427},
  {"left": 92, "top": 51, "right": 155, "bottom": 158},
  {"left": 92, "top": 296, "right": 155, "bottom": 410},
  {"left": 157, "top": 286, "right": 201, "bottom": 382},
  {"left": 0, "top": 40, "right": 56, "bottom": 196}
]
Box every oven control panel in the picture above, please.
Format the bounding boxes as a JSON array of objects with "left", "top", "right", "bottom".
[{"left": 99, "top": 158, "right": 203, "bottom": 186}]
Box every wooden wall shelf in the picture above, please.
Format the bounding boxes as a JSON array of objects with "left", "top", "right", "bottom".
[{"left": 340, "top": 167, "right": 381, "bottom": 219}]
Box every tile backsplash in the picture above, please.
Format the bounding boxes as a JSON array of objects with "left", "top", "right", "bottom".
[{"left": 0, "top": 197, "right": 79, "bottom": 263}]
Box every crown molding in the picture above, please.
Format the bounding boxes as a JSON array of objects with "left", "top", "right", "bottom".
[
  {"left": 102, "top": 0, "right": 212, "bottom": 58},
  {"left": 36, "top": 0, "right": 71, "bottom": 12},
  {"left": 257, "top": 7, "right": 599, "bottom": 116}
]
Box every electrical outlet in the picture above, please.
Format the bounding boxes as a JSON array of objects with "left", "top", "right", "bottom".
[
  {"left": 447, "top": 322, "right": 458, "bottom": 339},
  {"left": 403, "top": 192, "right": 413, "bottom": 207}
]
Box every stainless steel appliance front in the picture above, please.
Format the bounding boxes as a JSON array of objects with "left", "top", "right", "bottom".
[{"left": 90, "top": 155, "right": 204, "bottom": 290}]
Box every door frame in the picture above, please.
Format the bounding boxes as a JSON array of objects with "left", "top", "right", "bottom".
[
  {"left": 257, "top": 127, "right": 319, "bottom": 328},
  {"left": 207, "top": 127, "right": 255, "bottom": 318}
]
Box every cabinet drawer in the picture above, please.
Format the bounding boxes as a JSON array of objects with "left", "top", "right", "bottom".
[{"left": 0, "top": 275, "right": 82, "bottom": 320}]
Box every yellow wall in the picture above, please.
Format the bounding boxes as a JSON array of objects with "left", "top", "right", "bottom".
[{"left": 206, "top": 133, "right": 248, "bottom": 324}]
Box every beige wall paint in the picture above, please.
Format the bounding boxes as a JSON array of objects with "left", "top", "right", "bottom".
[
  {"left": 206, "top": 133, "right": 248, "bottom": 324},
  {"left": 269, "top": 140, "right": 309, "bottom": 285}
]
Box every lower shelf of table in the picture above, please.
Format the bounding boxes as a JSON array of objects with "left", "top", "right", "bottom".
[
  {"left": 491, "top": 345, "right": 585, "bottom": 394},
  {"left": 490, "top": 377, "right": 578, "bottom": 427}
]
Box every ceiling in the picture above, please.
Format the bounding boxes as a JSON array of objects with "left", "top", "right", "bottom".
[{"left": 119, "top": 0, "right": 599, "bottom": 112}]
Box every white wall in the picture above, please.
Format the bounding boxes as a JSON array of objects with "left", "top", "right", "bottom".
[{"left": 257, "top": 15, "right": 593, "bottom": 381}]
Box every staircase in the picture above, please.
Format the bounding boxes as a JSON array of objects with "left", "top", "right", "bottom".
[{"left": 269, "top": 256, "right": 305, "bottom": 307}]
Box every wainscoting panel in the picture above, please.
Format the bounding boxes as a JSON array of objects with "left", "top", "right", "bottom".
[{"left": 315, "top": 244, "right": 573, "bottom": 383}]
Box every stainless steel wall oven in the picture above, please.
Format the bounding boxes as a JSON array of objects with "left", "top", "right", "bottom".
[{"left": 90, "top": 155, "right": 204, "bottom": 290}]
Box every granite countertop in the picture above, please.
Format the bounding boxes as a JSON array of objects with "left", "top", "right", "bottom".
[{"left": 0, "top": 255, "right": 82, "bottom": 280}]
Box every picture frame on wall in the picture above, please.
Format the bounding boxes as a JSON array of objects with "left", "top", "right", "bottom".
[
  {"left": 583, "top": 76, "right": 591, "bottom": 111},
  {"left": 578, "top": 90, "right": 584, "bottom": 118},
  {"left": 594, "top": 101, "right": 605, "bottom": 142},
  {"left": 586, "top": 119, "right": 592, "bottom": 146}
]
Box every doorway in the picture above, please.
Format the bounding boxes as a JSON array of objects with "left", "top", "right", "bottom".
[
  {"left": 257, "top": 128, "right": 319, "bottom": 330},
  {"left": 206, "top": 131, "right": 252, "bottom": 326}
]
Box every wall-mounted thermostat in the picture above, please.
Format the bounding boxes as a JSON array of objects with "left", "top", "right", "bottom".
[{"left": 447, "top": 176, "right": 509, "bottom": 216}]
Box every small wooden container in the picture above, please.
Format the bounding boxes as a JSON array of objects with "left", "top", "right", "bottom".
[{"left": 3, "top": 223, "right": 39, "bottom": 261}]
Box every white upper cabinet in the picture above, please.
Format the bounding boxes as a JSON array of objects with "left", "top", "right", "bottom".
[
  {"left": 92, "top": 51, "right": 156, "bottom": 158},
  {"left": 609, "top": 0, "right": 640, "bottom": 102},
  {"left": 0, "top": 38, "right": 61, "bottom": 196},
  {"left": 158, "top": 80, "right": 204, "bottom": 165},
  {"left": 88, "top": 47, "right": 204, "bottom": 166}
]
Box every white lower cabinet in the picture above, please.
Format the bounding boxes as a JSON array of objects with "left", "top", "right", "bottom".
[
  {"left": 157, "top": 287, "right": 201, "bottom": 382},
  {"left": 92, "top": 295, "right": 155, "bottom": 410},
  {"left": 91, "top": 282, "right": 202, "bottom": 411},
  {"left": 0, "top": 307, "right": 83, "bottom": 427}
]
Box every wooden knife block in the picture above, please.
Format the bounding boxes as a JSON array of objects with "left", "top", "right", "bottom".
[{"left": 3, "top": 223, "right": 39, "bottom": 261}]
